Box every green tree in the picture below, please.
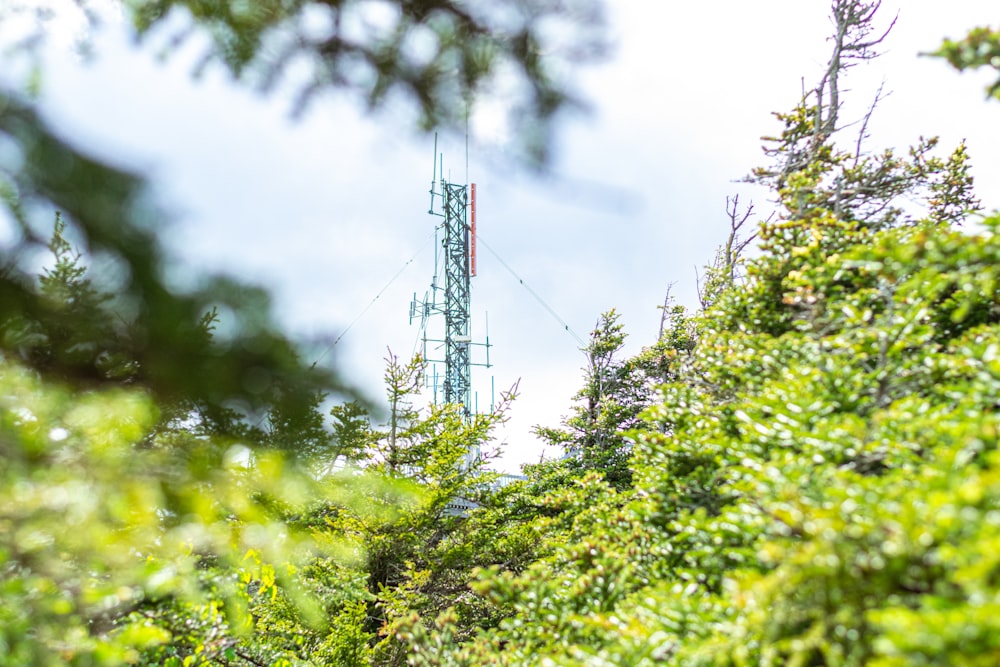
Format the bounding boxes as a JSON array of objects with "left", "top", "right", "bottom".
[
  {"left": 217, "top": 352, "right": 522, "bottom": 667},
  {"left": 1, "top": 213, "right": 132, "bottom": 382},
  {"left": 0, "top": 0, "right": 609, "bottom": 426},
  {"left": 535, "top": 310, "right": 651, "bottom": 491},
  {"left": 353, "top": 354, "right": 516, "bottom": 666},
  {"left": 0, "top": 350, "right": 376, "bottom": 665},
  {"left": 0, "top": 95, "right": 343, "bottom": 434},
  {"left": 0, "top": 220, "right": 376, "bottom": 665},
  {"left": 0, "top": 0, "right": 610, "bottom": 664},
  {"left": 748, "top": 0, "right": 979, "bottom": 230},
  {"left": 405, "top": 3, "right": 1000, "bottom": 666}
]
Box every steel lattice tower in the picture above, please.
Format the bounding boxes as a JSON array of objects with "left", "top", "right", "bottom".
[
  {"left": 440, "top": 180, "right": 473, "bottom": 417},
  {"left": 411, "top": 147, "right": 489, "bottom": 423}
]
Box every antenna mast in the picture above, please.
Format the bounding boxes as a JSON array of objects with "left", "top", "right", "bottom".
[{"left": 411, "top": 136, "right": 490, "bottom": 422}]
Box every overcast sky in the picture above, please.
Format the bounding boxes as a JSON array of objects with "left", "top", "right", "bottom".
[{"left": 6, "top": 1, "right": 998, "bottom": 470}]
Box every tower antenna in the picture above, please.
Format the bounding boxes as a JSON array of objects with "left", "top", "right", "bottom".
[{"left": 411, "top": 140, "right": 491, "bottom": 424}]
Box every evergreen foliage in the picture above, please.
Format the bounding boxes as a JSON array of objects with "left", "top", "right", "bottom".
[
  {"left": 934, "top": 25, "right": 1000, "bottom": 100},
  {"left": 401, "top": 3, "right": 1000, "bottom": 665},
  {"left": 122, "top": 0, "right": 606, "bottom": 163},
  {"left": 4, "top": 1, "right": 1000, "bottom": 665},
  {"left": 535, "top": 310, "right": 654, "bottom": 491}
]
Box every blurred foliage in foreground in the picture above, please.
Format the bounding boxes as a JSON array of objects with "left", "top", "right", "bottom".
[
  {"left": 3, "top": 0, "right": 608, "bottom": 164},
  {"left": 0, "top": 218, "right": 520, "bottom": 665},
  {"left": 934, "top": 25, "right": 1000, "bottom": 100},
  {"left": 128, "top": 0, "right": 606, "bottom": 163},
  {"left": 0, "top": 94, "right": 343, "bottom": 429},
  {"left": 0, "top": 355, "right": 373, "bottom": 664},
  {"left": 0, "top": 0, "right": 608, "bottom": 662}
]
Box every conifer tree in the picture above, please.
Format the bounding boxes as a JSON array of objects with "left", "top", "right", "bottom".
[
  {"left": 535, "top": 310, "right": 651, "bottom": 490},
  {"left": 404, "top": 4, "right": 1000, "bottom": 665}
]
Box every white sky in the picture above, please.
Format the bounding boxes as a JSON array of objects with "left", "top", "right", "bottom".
[{"left": 4, "top": 1, "right": 998, "bottom": 471}]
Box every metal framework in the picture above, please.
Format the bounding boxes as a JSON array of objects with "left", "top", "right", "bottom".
[
  {"left": 440, "top": 180, "right": 473, "bottom": 416},
  {"left": 410, "top": 150, "right": 489, "bottom": 422}
]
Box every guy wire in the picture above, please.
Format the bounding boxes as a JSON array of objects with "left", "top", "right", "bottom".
[
  {"left": 312, "top": 231, "right": 435, "bottom": 368},
  {"left": 471, "top": 228, "right": 586, "bottom": 348}
]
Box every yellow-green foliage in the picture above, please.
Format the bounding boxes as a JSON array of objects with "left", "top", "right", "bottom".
[
  {"left": 0, "top": 359, "right": 397, "bottom": 666},
  {"left": 406, "top": 220, "right": 1000, "bottom": 667},
  {"left": 403, "top": 5, "right": 1000, "bottom": 657},
  {"left": 6, "top": 3, "right": 1000, "bottom": 666}
]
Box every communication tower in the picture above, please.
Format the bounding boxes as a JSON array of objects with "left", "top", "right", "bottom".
[{"left": 410, "top": 141, "right": 491, "bottom": 422}]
